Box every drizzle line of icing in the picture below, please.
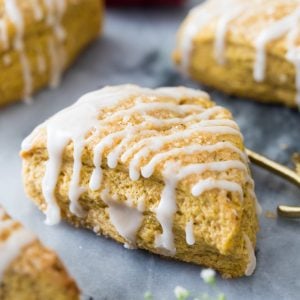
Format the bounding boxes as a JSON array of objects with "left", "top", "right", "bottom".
[
  {"left": 185, "top": 220, "right": 195, "bottom": 246},
  {"left": 244, "top": 233, "right": 256, "bottom": 276},
  {"left": 101, "top": 189, "right": 144, "bottom": 248},
  {"left": 5, "top": 0, "right": 32, "bottom": 101}
]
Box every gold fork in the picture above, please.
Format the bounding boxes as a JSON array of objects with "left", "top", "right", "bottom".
[{"left": 246, "top": 149, "right": 300, "bottom": 218}]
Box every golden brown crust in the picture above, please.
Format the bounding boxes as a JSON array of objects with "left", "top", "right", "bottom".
[
  {"left": 21, "top": 85, "right": 259, "bottom": 278},
  {"left": 174, "top": 0, "right": 300, "bottom": 107},
  {"left": 0, "top": 241, "right": 80, "bottom": 300},
  {"left": 0, "top": 207, "right": 80, "bottom": 299},
  {"left": 0, "top": 0, "right": 103, "bottom": 107}
]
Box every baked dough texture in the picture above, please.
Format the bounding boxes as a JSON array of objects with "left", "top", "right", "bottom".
[
  {"left": 0, "top": 0, "right": 103, "bottom": 107},
  {"left": 21, "top": 84, "right": 259, "bottom": 278},
  {"left": 173, "top": 0, "right": 300, "bottom": 108},
  {"left": 0, "top": 206, "right": 79, "bottom": 300}
]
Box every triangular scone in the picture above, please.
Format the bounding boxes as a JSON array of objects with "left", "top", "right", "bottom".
[
  {"left": 21, "top": 84, "right": 259, "bottom": 278},
  {"left": 173, "top": 0, "right": 300, "bottom": 108},
  {"left": 0, "top": 206, "right": 80, "bottom": 299}
]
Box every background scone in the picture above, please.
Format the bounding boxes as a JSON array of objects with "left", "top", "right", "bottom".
[
  {"left": 21, "top": 84, "right": 259, "bottom": 278},
  {"left": 0, "top": 206, "right": 80, "bottom": 300},
  {"left": 0, "top": 0, "right": 103, "bottom": 107},
  {"left": 174, "top": 0, "right": 300, "bottom": 108}
]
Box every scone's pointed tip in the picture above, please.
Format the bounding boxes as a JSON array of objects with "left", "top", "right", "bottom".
[{"left": 0, "top": 206, "right": 80, "bottom": 299}]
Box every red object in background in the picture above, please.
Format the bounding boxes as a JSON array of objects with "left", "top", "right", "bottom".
[{"left": 107, "top": 0, "right": 185, "bottom": 6}]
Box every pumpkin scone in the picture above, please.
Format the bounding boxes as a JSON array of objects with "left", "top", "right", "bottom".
[
  {"left": 0, "top": 205, "right": 80, "bottom": 300},
  {"left": 21, "top": 84, "right": 260, "bottom": 278},
  {"left": 0, "top": 0, "right": 103, "bottom": 107},
  {"left": 174, "top": 0, "right": 300, "bottom": 108}
]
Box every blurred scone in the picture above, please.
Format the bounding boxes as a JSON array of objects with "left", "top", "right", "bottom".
[
  {"left": 0, "top": 206, "right": 79, "bottom": 300},
  {"left": 0, "top": 0, "right": 103, "bottom": 107},
  {"left": 21, "top": 84, "right": 259, "bottom": 278},
  {"left": 174, "top": 0, "right": 300, "bottom": 108}
]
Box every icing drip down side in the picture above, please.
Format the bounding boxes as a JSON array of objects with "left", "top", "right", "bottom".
[
  {"left": 22, "top": 84, "right": 258, "bottom": 275},
  {"left": 101, "top": 189, "right": 144, "bottom": 248},
  {"left": 2, "top": 0, "right": 68, "bottom": 102},
  {"left": 179, "top": 0, "right": 300, "bottom": 108}
]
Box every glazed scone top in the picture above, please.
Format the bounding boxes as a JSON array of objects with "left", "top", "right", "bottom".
[
  {"left": 177, "top": 0, "right": 300, "bottom": 107},
  {"left": 22, "top": 85, "right": 258, "bottom": 274},
  {"left": 0, "top": 206, "right": 35, "bottom": 280},
  {"left": 0, "top": 0, "right": 81, "bottom": 101}
]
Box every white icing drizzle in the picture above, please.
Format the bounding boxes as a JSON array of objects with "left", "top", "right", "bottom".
[
  {"left": 128, "top": 124, "right": 241, "bottom": 182},
  {"left": 42, "top": 127, "right": 69, "bottom": 225},
  {"left": 253, "top": 5, "right": 300, "bottom": 107},
  {"left": 191, "top": 178, "right": 243, "bottom": 198},
  {"left": 19, "top": 51, "right": 33, "bottom": 103},
  {"left": 244, "top": 234, "right": 256, "bottom": 276},
  {"left": 247, "top": 176, "right": 262, "bottom": 215},
  {"left": 180, "top": 0, "right": 300, "bottom": 108},
  {"left": 5, "top": 0, "right": 32, "bottom": 101},
  {"left": 0, "top": 20, "right": 8, "bottom": 50},
  {"left": 21, "top": 124, "right": 44, "bottom": 151},
  {"left": 121, "top": 125, "right": 242, "bottom": 165},
  {"left": 101, "top": 189, "right": 144, "bottom": 248},
  {"left": 46, "top": 0, "right": 67, "bottom": 88},
  {"left": 33, "top": 86, "right": 152, "bottom": 224},
  {"left": 0, "top": 208, "right": 36, "bottom": 280},
  {"left": 141, "top": 142, "right": 247, "bottom": 178},
  {"left": 5, "top": 0, "right": 24, "bottom": 51},
  {"left": 0, "top": 0, "right": 67, "bottom": 101},
  {"left": 31, "top": 0, "right": 43, "bottom": 21},
  {"left": 90, "top": 107, "right": 229, "bottom": 191},
  {"left": 45, "top": 0, "right": 67, "bottom": 89},
  {"left": 179, "top": 5, "right": 216, "bottom": 72},
  {"left": 254, "top": 8, "right": 300, "bottom": 82},
  {"left": 179, "top": 0, "right": 242, "bottom": 71},
  {"left": 185, "top": 220, "right": 195, "bottom": 246},
  {"left": 154, "top": 163, "right": 178, "bottom": 255},
  {"left": 22, "top": 85, "right": 257, "bottom": 256},
  {"left": 44, "top": 0, "right": 66, "bottom": 41},
  {"left": 89, "top": 131, "right": 127, "bottom": 191},
  {"left": 214, "top": 4, "right": 246, "bottom": 65}
]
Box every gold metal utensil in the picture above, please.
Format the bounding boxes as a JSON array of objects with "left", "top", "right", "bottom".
[{"left": 246, "top": 148, "right": 300, "bottom": 218}]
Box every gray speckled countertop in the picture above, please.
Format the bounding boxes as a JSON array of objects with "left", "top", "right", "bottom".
[{"left": 0, "top": 2, "right": 300, "bottom": 299}]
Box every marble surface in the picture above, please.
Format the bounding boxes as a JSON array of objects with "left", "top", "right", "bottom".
[{"left": 0, "top": 2, "right": 300, "bottom": 299}]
